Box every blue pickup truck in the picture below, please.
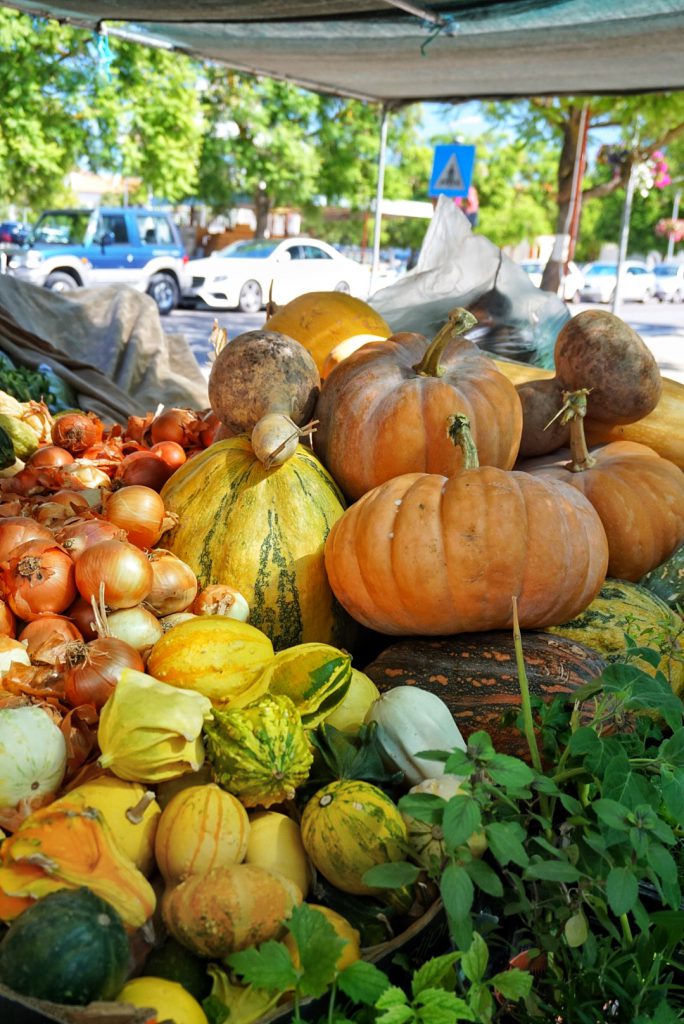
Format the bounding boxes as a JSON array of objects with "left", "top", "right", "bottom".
[{"left": 7, "top": 207, "right": 190, "bottom": 315}]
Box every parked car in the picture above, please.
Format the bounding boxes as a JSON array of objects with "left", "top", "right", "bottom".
[
  {"left": 0, "top": 221, "right": 31, "bottom": 245},
  {"left": 184, "top": 237, "right": 370, "bottom": 312},
  {"left": 653, "top": 262, "right": 684, "bottom": 303},
  {"left": 579, "top": 260, "right": 655, "bottom": 304},
  {"left": 519, "top": 259, "right": 585, "bottom": 303},
  {"left": 7, "top": 208, "right": 190, "bottom": 314}
]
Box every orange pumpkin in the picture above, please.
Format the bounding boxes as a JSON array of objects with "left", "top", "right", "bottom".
[
  {"left": 314, "top": 309, "right": 522, "bottom": 501},
  {"left": 324, "top": 415, "right": 608, "bottom": 636},
  {"left": 521, "top": 390, "right": 684, "bottom": 582}
]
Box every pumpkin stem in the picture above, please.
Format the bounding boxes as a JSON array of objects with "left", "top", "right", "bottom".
[
  {"left": 553, "top": 389, "right": 596, "bottom": 472},
  {"left": 446, "top": 413, "right": 480, "bottom": 470},
  {"left": 209, "top": 319, "right": 229, "bottom": 357},
  {"left": 265, "top": 280, "right": 280, "bottom": 319},
  {"left": 412, "top": 307, "right": 478, "bottom": 378}
]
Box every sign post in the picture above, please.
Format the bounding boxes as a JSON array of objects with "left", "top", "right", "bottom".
[{"left": 429, "top": 144, "right": 476, "bottom": 198}]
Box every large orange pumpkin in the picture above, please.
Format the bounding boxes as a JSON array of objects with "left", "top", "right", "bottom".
[
  {"left": 324, "top": 416, "right": 608, "bottom": 636},
  {"left": 314, "top": 309, "right": 523, "bottom": 501},
  {"left": 521, "top": 390, "right": 684, "bottom": 582}
]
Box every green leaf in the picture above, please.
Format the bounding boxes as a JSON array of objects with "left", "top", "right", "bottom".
[
  {"left": 415, "top": 749, "right": 450, "bottom": 764},
  {"left": 661, "top": 765, "right": 684, "bottom": 820},
  {"left": 337, "top": 959, "right": 390, "bottom": 1005},
  {"left": 602, "top": 754, "right": 659, "bottom": 810},
  {"left": 285, "top": 903, "right": 347, "bottom": 996},
  {"left": 593, "top": 798, "right": 631, "bottom": 830},
  {"left": 398, "top": 793, "right": 447, "bottom": 825},
  {"left": 375, "top": 986, "right": 414, "bottom": 1024},
  {"left": 461, "top": 932, "right": 488, "bottom": 983},
  {"left": 564, "top": 910, "right": 589, "bottom": 947},
  {"left": 486, "top": 753, "right": 535, "bottom": 787},
  {"left": 489, "top": 968, "right": 533, "bottom": 1000},
  {"left": 524, "top": 858, "right": 581, "bottom": 883},
  {"left": 648, "top": 844, "right": 681, "bottom": 908},
  {"left": 205, "top": 965, "right": 282, "bottom": 1024},
  {"left": 485, "top": 821, "right": 529, "bottom": 867},
  {"left": 411, "top": 952, "right": 462, "bottom": 998},
  {"left": 443, "top": 750, "right": 472, "bottom": 775},
  {"left": 658, "top": 727, "right": 684, "bottom": 768},
  {"left": 363, "top": 861, "right": 421, "bottom": 889},
  {"left": 606, "top": 866, "right": 638, "bottom": 916},
  {"left": 464, "top": 858, "right": 504, "bottom": 898},
  {"left": 310, "top": 722, "right": 404, "bottom": 786},
  {"left": 466, "top": 731, "right": 496, "bottom": 760},
  {"left": 224, "top": 941, "right": 298, "bottom": 994},
  {"left": 415, "top": 988, "right": 476, "bottom": 1022},
  {"left": 568, "top": 726, "right": 603, "bottom": 755},
  {"left": 442, "top": 796, "right": 481, "bottom": 853},
  {"left": 441, "top": 862, "right": 474, "bottom": 921}
]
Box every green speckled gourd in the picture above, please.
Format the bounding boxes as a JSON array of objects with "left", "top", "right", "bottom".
[
  {"left": 640, "top": 543, "right": 684, "bottom": 611},
  {"left": 204, "top": 694, "right": 312, "bottom": 808},
  {"left": 256, "top": 642, "right": 352, "bottom": 728},
  {"left": 300, "top": 780, "right": 408, "bottom": 895},
  {"left": 546, "top": 579, "right": 684, "bottom": 695},
  {"left": 160, "top": 436, "right": 356, "bottom": 652}
]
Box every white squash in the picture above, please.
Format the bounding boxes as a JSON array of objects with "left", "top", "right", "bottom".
[
  {"left": 364, "top": 685, "right": 466, "bottom": 786},
  {"left": 0, "top": 705, "right": 67, "bottom": 831}
]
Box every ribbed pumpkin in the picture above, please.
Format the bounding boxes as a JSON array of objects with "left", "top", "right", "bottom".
[
  {"left": 363, "top": 632, "right": 607, "bottom": 757},
  {"left": 324, "top": 416, "right": 608, "bottom": 636},
  {"left": 547, "top": 579, "right": 684, "bottom": 695},
  {"left": 160, "top": 436, "right": 354, "bottom": 651},
  {"left": 300, "top": 780, "right": 408, "bottom": 895},
  {"left": 521, "top": 390, "right": 684, "bottom": 582},
  {"left": 314, "top": 309, "right": 523, "bottom": 501},
  {"left": 154, "top": 784, "right": 250, "bottom": 886},
  {"left": 265, "top": 291, "right": 391, "bottom": 374}
]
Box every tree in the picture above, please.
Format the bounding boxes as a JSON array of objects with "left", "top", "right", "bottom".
[
  {"left": 484, "top": 94, "right": 684, "bottom": 288},
  {"left": 0, "top": 10, "right": 202, "bottom": 213}
]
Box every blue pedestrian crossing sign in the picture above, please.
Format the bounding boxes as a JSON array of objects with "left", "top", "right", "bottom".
[{"left": 429, "top": 144, "right": 476, "bottom": 198}]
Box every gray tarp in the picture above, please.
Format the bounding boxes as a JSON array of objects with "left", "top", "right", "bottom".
[
  {"left": 0, "top": 276, "right": 209, "bottom": 422},
  {"left": 3, "top": 1, "right": 684, "bottom": 102}
]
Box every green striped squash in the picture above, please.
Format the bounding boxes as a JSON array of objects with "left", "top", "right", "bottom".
[
  {"left": 300, "top": 780, "right": 408, "bottom": 895},
  {"left": 640, "top": 543, "right": 684, "bottom": 610},
  {"left": 546, "top": 579, "right": 684, "bottom": 695},
  {"left": 256, "top": 642, "right": 352, "bottom": 728},
  {"left": 160, "top": 437, "right": 356, "bottom": 652}
]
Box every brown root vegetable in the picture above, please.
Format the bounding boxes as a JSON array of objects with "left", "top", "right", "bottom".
[
  {"left": 516, "top": 377, "right": 570, "bottom": 458},
  {"left": 208, "top": 329, "right": 320, "bottom": 434},
  {"left": 554, "top": 310, "right": 662, "bottom": 424}
]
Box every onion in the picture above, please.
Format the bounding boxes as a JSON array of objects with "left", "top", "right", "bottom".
[
  {"left": 0, "top": 517, "right": 53, "bottom": 562},
  {"left": 75, "top": 540, "right": 154, "bottom": 609},
  {"left": 56, "top": 519, "right": 127, "bottom": 562},
  {"left": 103, "top": 485, "right": 171, "bottom": 549},
  {"left": 27, "top": 445, "right": 74, "bottom": 469},
  {"left": 19, "top": 616, "right": 83, "bottom": 665},
  {"left": 251, "top": 413, "right": 317, "bottom": 469},
  {"left": 192, "top": 583, "right": 250, "bottom": 622},
  {"left": 150, "top": 408, "right": 201, "bottom": 447},
  {"left": 52, "top": 412, "right": 104, "bottom": 455},
  {"left": 33, "top": 500, "right": 84, "bottom": 528},
  {"left": 125, "top": 413, "right": 154, "bottom": 444},
  {"left": 198, "top": 411, "right": 221, "bottom": 448},
  {"left": 64, "top": 637, "right": 144, "bottom": 709},
  {"left": 106, "top": 605, "right": 164, "bottom": 656},
  {"left": 150, "top": 441, "right": 187, "bottom": 470},
  {"left": 0, "top": 636, "right": 31, "bottom": 673},
  {"left": 2, "top": 539, "right": 77, "bottom": 621},
  {"left": 49, "top": 489, "right": 91, "bottom": 511},
  {"left": 160, "top": 611, "right": 196, "bottom": 632},
  {"left": 0, "top": 599, "right": 15, "bottom": 638},
  {"left": 67, "top": 596, "right": 99, "bottom": 640},
  {"left": 66, "top": 464, "right": 112, "bottom": 490},
  {"left": 145, "top": 549, "right": 198, "bottom": 616},
  {"left": 114, "top": 451, "right": 173, "bottom": 491}
]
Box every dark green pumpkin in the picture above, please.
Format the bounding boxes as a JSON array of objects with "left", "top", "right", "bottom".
[
  {"left": 0, "top": 887, "right": 129, "bottom": 1005},
  {"left": 363, "top": 631, "right": 606, "bottom": 756},
  {"left": 640, "top": 543, "right": 684, "bottom": 610},
  {"left": 142, "top": 937, "right": 211, "bottom": 1001}
]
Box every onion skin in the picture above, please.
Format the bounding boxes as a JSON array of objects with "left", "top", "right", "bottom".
[
  {"left": 103, "top": 485, "right": 169, "bottom": 549},
  {"left": 2, "top": 539, "right": 77, "bottom": 621},
  {"left": 64, "top": 637, "right": 144, "bottom": 709},
  {"left": 19, "top": 616, "right": 83, "bottom": 665},
  {"left": 56, "top": 519, "right": 128, "bottom": 562},
  {"left": 106, "top": 605, "right": 164, "bottom": 657},
  {"left": 0, "top": 517, "right": 54, "bottom": 563},
  {"left": 114, "top": 452, "right": 174, "bottom": 491},
  {"left": 52, "top": 412, "right": 104, "bottom": 456},
  {"left": 150, "top": 409, "right": 201, "bottom": 447},
  {"left": 26, "top": 446, "right": 74, "bottom": 469},
  {"left": 146, "top": 550, "right": 198, "bottom": 616},
  {"left": 192, "top": 584, "right": 250, "bottom": 622},
  {"left": 67, "top": 596, "right": 99, "bottom": 640},
  {"left": 75, "top": 539, "right": 154, "bottom": 610},
  {"left": 0, "top": 599, "right": 16, "bottom": 638},
  {"left": 150, "top": 442, "right": 187, "bottom": 470}
]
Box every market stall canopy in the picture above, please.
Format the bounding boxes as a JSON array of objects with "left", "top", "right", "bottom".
[{"left": 4, "top": 0, "right": 684, "bottom": 102}]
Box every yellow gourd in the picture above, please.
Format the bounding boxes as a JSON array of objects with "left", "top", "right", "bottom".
[
  {"left": 283, "top": 905, "right": 361, "bottom": 971},
  {"left": 245, "top": 811, "right": 311, "bottom": 897},
  {"left": 117, "top": 977, "right": 208, "bottom": 1024}
]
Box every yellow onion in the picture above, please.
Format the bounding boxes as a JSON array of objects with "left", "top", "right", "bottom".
[{"left": 145, "top": 550, "right": 198, "bottom": 616}]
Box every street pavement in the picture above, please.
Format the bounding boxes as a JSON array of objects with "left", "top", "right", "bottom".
[{"left": 170, "top": 299, "right": 684, "bottom": 385}]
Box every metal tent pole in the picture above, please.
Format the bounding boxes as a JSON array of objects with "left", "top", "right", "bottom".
[
  {"left": 612, "top": 162, "right": 636, "bottom": 315},
  {"left": 369, "top": 104, "right": 389, "bottom": 297},
  {"left": 667, "top": 189, "right": 681, "bottom": 260}
]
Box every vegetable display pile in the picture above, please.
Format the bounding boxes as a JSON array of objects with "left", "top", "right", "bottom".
[{"left": 0, "top": 293, "right": 682, "bottom": 1024}]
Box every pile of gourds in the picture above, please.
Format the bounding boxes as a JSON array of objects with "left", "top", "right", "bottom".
[{"left": 0, "top": 289, "right": 682, "bottom": 1024}]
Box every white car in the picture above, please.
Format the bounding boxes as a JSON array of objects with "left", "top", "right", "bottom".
[
  {"left": 519, "top": 260, "right": 585, "bottom": 303},
  {"left": 580, "top": 260, "right": 656, "bottom": 303},
  {"left": 653, "top": 262, "right": 684, "bottom": 302},
  {"left": 184, "top": 236, "right": 370, "bottom": 312},
  {"left": 518, "top": 258, "right": 581, "bottom": 301}
]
